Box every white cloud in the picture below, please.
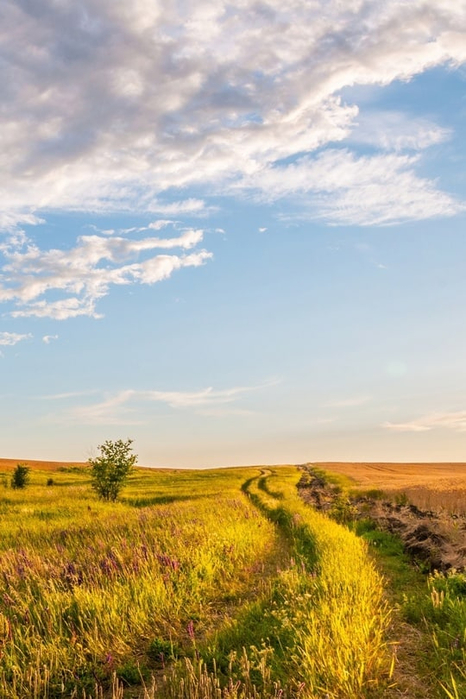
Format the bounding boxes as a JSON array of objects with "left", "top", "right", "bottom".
[
  {"left": 238, "top": 150, "right": 464, "bottom": 225},
  {"left": 50, "top": 381, "right": 277, "bottom": 424},
  {"left": 0, "top": 331, "right": 32, "bottom": 346},
  {"left": 349, "top": 112, "right": 452, "bottom": 152},
  {"left": 69, "top": 391, "right": 143, "bottom": 426},
  {"left": 39, "top": 390, "right": 100, "bottom": 400},
  {"left": 383, "top": 411, "right": 466, "bottom": 433},
  {"left": 0, "top": 229, "right": 212, "bottom": 319},
  {"left": 0, "top": 0, "right": 464, "bottom": 230},
  {"left": 0, "top": 213, "right": 44, "bottom": 234},
  {"left": 147, "top": 220, "right": 175, "bottom": 231},
  {"left": 42, "top": 335, "right": 59, "bottom": 344},
  {"left": 146, "top": 200, "right": 213, "bottom": 216},
  {"left": 141, "top": 385, "right": 268, "bottom": 408}
]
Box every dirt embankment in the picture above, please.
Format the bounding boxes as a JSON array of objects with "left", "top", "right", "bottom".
[{"left": 298, "top": 466, "right": 466, "bottom": 572}]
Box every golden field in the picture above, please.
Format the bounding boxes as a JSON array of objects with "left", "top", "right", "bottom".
[
  {"left": 0, "top": 458, "right": 86, "bottom": 472},
  {"left": 315, "top": 462, "right": 466, "bottom": 490},
  {"left": 315, "top": 462, "right": 466, "bottom": 515},
  {"left": 0, "top": 459, "right": 390, "bottom": 698}
]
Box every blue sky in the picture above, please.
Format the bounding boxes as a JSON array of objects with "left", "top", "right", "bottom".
[{"left": 1, "top": 1, "right": 466, "bottom": 467}]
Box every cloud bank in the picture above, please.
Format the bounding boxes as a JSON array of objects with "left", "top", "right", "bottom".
[
  {"left": 0, "top": 0, "right": 465, "bottom": 229},
  {"left": 1, "top": 1, "right": 465, "bottom": 319}
]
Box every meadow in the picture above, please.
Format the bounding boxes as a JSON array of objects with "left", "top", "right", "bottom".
[{"left": 0, "top": 460, "right": 390, "bottom": 698}]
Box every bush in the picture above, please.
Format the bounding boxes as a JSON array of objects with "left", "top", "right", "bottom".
[
  {"left": 10, "top": 463, "right": 30, "bottom": 489},
  {"left": 88, "top": 439, "right": 137, "bottom": 502}
]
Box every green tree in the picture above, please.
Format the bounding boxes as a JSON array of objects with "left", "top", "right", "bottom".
[
  {"left": 11, "top": 463, "right": 30, "bottom": 489},
  {"left": 88, "top": 439, "right": 137, "bottom": 501}
]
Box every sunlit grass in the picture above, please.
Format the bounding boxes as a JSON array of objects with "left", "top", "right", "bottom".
[
  {"left": 0, "top": 463, "right": 391, "bottom": 697},
  {"left": 242, "top": 468, "right": 391, "bottom": 697}
]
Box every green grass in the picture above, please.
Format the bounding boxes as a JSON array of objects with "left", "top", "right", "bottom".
[{"left": 0, "top": 464, "right": 391, "bottom": 698}]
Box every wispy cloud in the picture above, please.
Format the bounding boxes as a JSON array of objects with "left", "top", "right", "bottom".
[
  {"left": 326, "top": 396, "right": 371, "bottom": 408},
  {"left": 49, "top": 381, "right": 279, "bottom": 425},
  {"left": 349, "top": 112, "right": 452, "bottom": 152},
  {"left": 70, "top": 391, "right": 143, "bottom": 426},
  {"left": 147, "top": 200, "right": 213, "bottom": 216},
  {"left": 238, "top": 150, "right": 464, "bottom": 226},
  {"left": 0, "top": 331, "right": 32, "bottom": 346},
  {"left": 383, "top": 411, "right": 466, "bottom": 433},
  {"left": 40, "top": 390, "right": 100, "bottom": 401}
]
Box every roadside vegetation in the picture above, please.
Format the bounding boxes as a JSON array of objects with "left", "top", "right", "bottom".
[
  {"left": 0, "top": 462, "right": 391, "bottom": 698},
  {"left": 300, "top": 464, "right": 466, "bottom": 698}
]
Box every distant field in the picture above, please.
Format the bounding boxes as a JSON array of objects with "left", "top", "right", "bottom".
[
  {"left": 0, "top": 457, "right": 87, "bottom": 472},
  {"left": 8, "top": 458, "right": 466, "bottom": 489},
  {"left": 315, "top": 461, "right": 466, "bottom": 490},
  {"left": 315, "top": 462, "right": 466, "bottom": 515}
]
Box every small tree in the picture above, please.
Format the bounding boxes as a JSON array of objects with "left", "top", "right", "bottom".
[
  {"left": 88, "top": 439, "right": 137, "bottom": 501},
  {"left": 11, "top": 463, "right": 30, "bottom": 489}
]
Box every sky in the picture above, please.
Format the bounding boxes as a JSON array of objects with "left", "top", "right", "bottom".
[{"left": 1, "top": 0, "right": 466, "bottom": 468}]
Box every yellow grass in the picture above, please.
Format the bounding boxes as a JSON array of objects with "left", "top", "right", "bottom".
[{"left": 0, "top": 462, "right": 391, "bottom": 697}]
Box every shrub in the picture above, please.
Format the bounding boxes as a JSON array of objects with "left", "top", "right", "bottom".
[
  {"left": 88, "top": 439, "right": 137, "bottom": 501},
  {"left": 10, "top": 463, "right": 30, "bottom": 489}
]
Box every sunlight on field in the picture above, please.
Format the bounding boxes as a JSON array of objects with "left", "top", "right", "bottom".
[
  {"left": 0, "top": 461, "right": 391, "bottom": 698},
  {"left": 316, "top": 462, "right": 466, "bottom": 490},
  {"left": 316, "top": 462, "right": 466, "bottom": 515}
]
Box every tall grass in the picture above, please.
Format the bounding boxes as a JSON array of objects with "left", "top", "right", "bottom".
[
  {"left": 0, "top": 467, "right": 278, "bottom": 697},
  {"left": 240, "top": 468, "right": 391, "bottom": 697},
  {"left": 0, "top": 464, "right": 392, "bottom": 698}
]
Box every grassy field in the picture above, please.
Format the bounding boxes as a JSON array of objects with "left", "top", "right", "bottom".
[{"left": 0, "top": 460, "right": 391, "bottom": 698}]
